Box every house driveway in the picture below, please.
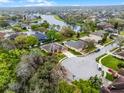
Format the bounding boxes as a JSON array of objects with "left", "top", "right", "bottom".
[
  {"left": 61, "top": 42, "right": 117, "bottom": 81},
  {"left": 63, "top": 51, "right": 76, "bottom": 58}
]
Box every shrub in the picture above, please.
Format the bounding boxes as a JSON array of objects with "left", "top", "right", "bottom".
[{"left": 118, "top": 63, "right": 124, "bottom": 69}]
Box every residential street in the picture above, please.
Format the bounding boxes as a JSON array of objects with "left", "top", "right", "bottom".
[{"left": 61, "top": 42, "right": 118, "bottom": 80}]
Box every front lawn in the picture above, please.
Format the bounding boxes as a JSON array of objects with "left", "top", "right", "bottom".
[
  {"left": 56, "top": 53, "right": 66, "bottom": 61},
  {"left": 84, "top": 47, "right": 96, "bottom": 54},
  {"left": 106, "top": 73, "right": 114, "bottom": 81},
  {"left": 68, "top": 48, "right": 82, "bottom": 55},
  {"left": 31, "top": 18, "right": 42, "bottom": 23},
  {"left": 54, "top": 15, "right": 64, "bottom": 22},
  {"left": 80, "top": 32, "right": 89, "bottom": 37},
  {"left": 103, "top": 38, "right": 113, "bottom": 46},
  {"left": 101, "top": 55, "right": 124, "bottom": 70},
  {"left": 120, "top": 31, "right": 124, "bottom": 36}
]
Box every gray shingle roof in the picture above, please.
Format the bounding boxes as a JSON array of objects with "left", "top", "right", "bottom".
[
  {"left": 91, "top": 31, "right": 106, "bottom": 37},
  {"left": 65, "top": 40, "right": 86, "bottom": 50},
  {"left": 41, "top": 43, "right": 66, "bottom": 53}
]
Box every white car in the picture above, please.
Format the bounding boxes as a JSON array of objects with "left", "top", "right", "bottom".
[{"left": 97, "top": 64, "right": 102, "bottom": 71}]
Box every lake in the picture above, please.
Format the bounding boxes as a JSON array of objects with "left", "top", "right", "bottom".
[{"left": 41, "top": 15, "right": 81, "bottom": 32}]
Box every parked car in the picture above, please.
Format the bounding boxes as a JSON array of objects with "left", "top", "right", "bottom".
[
  {"left": 97, "top": 64, "right": 102, "bottom": 71},
  {"left": 95, "top": 48, "right": 100, "bottom": 52}
]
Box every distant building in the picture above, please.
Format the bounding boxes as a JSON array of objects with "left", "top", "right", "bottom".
[
  {"left": 20, "top": 24, "right": 29, "bottom": 30},
  {"left": 24, "top": 31, "right": 48, "bottom": 42},
  {"left": 91, "top": 31, "right": 107, "bottom": 38},
  {"left": 5, "top": 33, "right": 19, "bottom": 40},
  {"left": 104, "top": 28, "right": 117, "bottom": 33},
  {"left": 0, "top": 32, "right": 5, "bottom": 39},
  {"left": 33, "top": 32, "right": 48, "bottom": 42},
  {"left": 115, "top": 50, "right": 124, "bottom": 60},
  {"left": 97, "top": 22, "right": 114, "bottom": 30}
]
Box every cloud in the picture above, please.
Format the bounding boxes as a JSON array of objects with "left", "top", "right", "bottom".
[
  {"left": 27, "top": 0, "right": 50, "bottom": 3},
  {"left": 0, "top": 0, "right": 10, "bottom": 3},
  {"left": 25, "top": 0, "right": 55, "bottom": 6},
  {"left": 0, "top": 0, "right": 56, "bottom": 7}
]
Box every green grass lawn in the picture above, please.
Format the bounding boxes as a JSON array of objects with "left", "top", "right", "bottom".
[
  {"left": 68, "top": 48, "right": 82, "bottom": 55},
  {"left": 103, "top": 38, "right": 113, "bottom": 46},
  {"left": 84, "top": 47, "right": 96, "bottom": 53},
  {"left": 22, "top": 29, "right": 28, "bottom": 32},
  {"left": 101, "top": 55, "right": 124, "bottom": 70},
  {"left": 31, "top": 18, "right": 42, "bottom": 22},
  {"left": 54, "top": 15, "right": 64, "bottom": 22},
  {"left": 106, "top": 73, "right": 114, "bottom": 81},
  {"left": 96, "top": 54, "right": 107, "bottom": 62},
  {"left": 56, "top": 53, "right": 66, "bottom": 60},
  {"left": 120, "top": 31, "right": 124, "bottom": 36},
  {"left": 80, "top": 32, "right": 89, "bottom": 37}
]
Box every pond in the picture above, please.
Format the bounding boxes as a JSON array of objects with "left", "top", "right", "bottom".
[{"left": 41, "top": 15, "right": 81, "bottom": 32}]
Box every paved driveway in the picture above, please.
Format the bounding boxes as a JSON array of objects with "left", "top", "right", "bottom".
[{"left": 61, "top": 42, "right": 117, "bottom": 81}]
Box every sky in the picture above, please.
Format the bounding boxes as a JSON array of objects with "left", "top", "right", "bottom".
[{"left": 0, "top": 0, "right": 124, "bottom": 7}]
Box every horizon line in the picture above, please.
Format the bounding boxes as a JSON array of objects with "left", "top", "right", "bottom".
[{"left": 0, "top": 4, "right": 124, "bottom": 8}]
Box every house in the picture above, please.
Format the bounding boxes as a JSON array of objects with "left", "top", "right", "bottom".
[
  {"left": 118, "top": 51, "right": 124, "bottom": 57},
  {"left": 97, "top": 22, "right": 114, "bottom": 30},
  {"left": 118, "top": 68, "right": 124, "bottom": 76},
  {"left": 64, "top": 40, "right": 87, "bottom": 52},
  {"left": 0, "top": 32, "right": 5, "bottom": 39},
  {"left": 41, "top": 43, "right": 67, "bottom": 53},
  {"left": 104, "top": 28, "right": 117, "bottom": 33},
  {"left": 80, "top": 34, "right": 102, "bottom": 44},
  {"left": 33, "top": 32, "right": 48, "bottom": 42},
  {"left": 91, "top": 31, "right": 107, "bottom": 38},
  {"left": 101, "top": 68, "right": 124, "bottom": 93},
  {"left": 116, "top": 50, "right": 124, "bottom": 59},
  {"left": 20, "top": 24, "right": 29, "bottom": 30},
  {"left": 6, "top": 33, "right": 19, "bottom": 40},
  {"left": 24, "top": 31, "right": 48, "bottom": 42},
  {"left": 88, "top": 15, "right": 97, "bottom": 22}
]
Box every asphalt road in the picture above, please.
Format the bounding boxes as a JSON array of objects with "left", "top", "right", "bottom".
[{"left": 61, "top": 43, "right": 118, "bottom": 80}]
